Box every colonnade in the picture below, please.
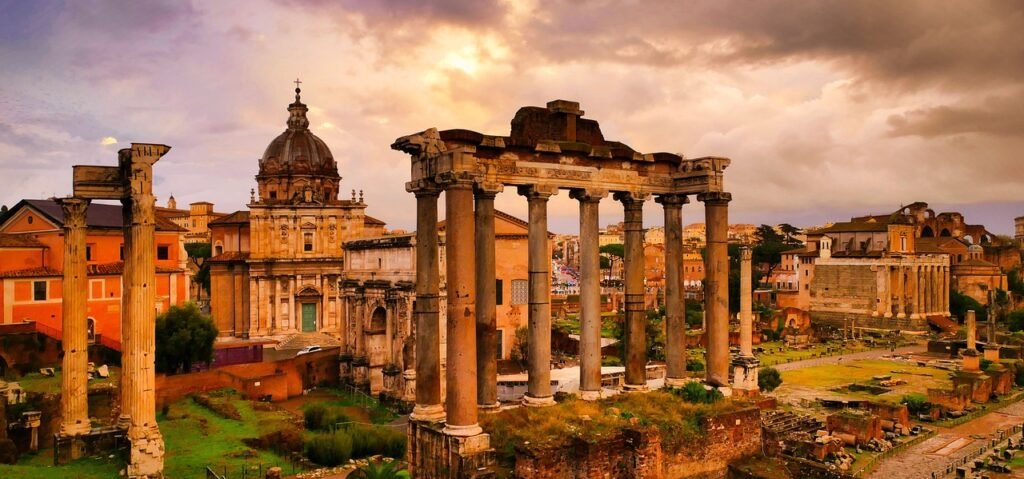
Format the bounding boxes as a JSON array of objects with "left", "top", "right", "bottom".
[
  {"left": 874, "top": 262, "right": 950, "bottom": 319},
  {"left": 408, "top": 177, "right": 733, "bottom": 435}
]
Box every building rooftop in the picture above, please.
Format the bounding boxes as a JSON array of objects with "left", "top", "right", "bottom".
[{"left": 2, "top": 199, "right": 186, "bottom": 232}]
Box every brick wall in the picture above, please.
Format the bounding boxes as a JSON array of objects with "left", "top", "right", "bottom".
[{"left": 515, "top": 407, "right": 762, "bottom": 479}]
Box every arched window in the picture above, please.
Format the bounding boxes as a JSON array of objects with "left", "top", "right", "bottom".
[
  {"left": 87, "top": 317, "right": 96, "bottom": 344},
  {"left": 940, "top": 228, "right": 952, "bottom": 237},
  {"left": 214, "top": 243, "right": 224, "bottom": 256},
  {"left": 921, "top": 226, "right": 934, "bottom": 237},
  {"left": 370, "top": 306, "right": 387, "bottom": 332}
]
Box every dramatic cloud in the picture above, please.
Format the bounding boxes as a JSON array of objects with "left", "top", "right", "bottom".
[{"left": 1, "top": 0, "right": 1022, "bottom": 233}]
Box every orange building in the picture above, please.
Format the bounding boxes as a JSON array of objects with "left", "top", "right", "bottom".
[{"left": 0, "top": 199, "right": 189, "bottom": 346}]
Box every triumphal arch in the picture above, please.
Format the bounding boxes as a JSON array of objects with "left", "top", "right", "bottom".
[{"left": 392, "top": 100, "right": 732, "bottom": 478}]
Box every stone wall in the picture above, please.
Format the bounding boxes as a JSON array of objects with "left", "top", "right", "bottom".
[
  {"left": 514, "top": 407, "right": 761, "bottom": 479},
  {"left": 826, "top": 412, "right": 882, "bottom": 446}
]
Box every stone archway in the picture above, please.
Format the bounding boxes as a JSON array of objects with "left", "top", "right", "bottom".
[
  {"left": 921, "top": 226, "right": 934, "bottom": 237},
  {"left": 940, "top": 228, "right": 952, "bottom": 237},
  {"left": 370, "top": 306, "right": 387, "bottom": 332}
]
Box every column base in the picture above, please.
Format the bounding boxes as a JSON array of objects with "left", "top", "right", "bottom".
[
  {"left": 871, "top": 311, "right": 880, "bottom": 317},
  {"left": 896, "top": 313, "right": 907, "bottom": 319},
  {"left": 578, "top": 389, "right": 602, "bottom": 401},
  {"left": 443, "top": 423, "right": 483, "bottom": 437},
  {"left": 60, "top": 422, "right": 92, "bottom": 437},
  {"left": 408, "top": 420, "right": 494, "bottom": 479},
  {"left": 477, "top": 402, "right": 501, "bottom": 413},
  {"left": 127, "top": 426, "right": 164, "bottom": 479},
  {"left": 622, "top": 383, "right": 648, "bottom": 393},
  {"left": 522, "top": 394, "right": 556, "bottom": 407},
  {"left": 883, "top": 312, "right": 893, "bottom": 319},
  {"left": 716, "top": 386, "right": 734, "bottom": 398},
  {"left": 410, "top": 403, "right": 446, "bottom": 422},
  {"left": 909, "top": 313, "right": 920, "bottom": 320}
]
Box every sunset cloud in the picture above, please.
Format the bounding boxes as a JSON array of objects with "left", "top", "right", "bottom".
[{"left": 0, "top": 0, "right": 1022, "bottom": 233}]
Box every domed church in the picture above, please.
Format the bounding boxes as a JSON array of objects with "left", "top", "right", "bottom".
[{"left": 208, "top": 84, "right": 386, "bottom": 339}]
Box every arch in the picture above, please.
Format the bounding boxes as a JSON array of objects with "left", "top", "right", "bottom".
[
  {"left": 940, "top": 228, "right": 952, "bottom": 237},
  {"left": 981, "top": 234, "right": 991, "bottom": 245},
  {"left": 214, "top": 242, "right": 224, "bottom": 256},
  {"left": 963, "top": 234, "right": 974, "bottom": 245},
  {"left": 370, "top": 306, "right": 387, "bottom": 331},
  {"left": 87, "top": 317, "right": 96, "bottom": 344},
  {"left": 921, "top": 226, "right": 934, "bottom": 237}
]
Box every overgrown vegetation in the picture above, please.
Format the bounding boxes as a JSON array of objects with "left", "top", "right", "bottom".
[
  {"left": 304, "top": 403, "right": 353, "bottom": 431},
  {"left": 758, "top": 367, "right": 782, "bottom": 392},
  {"left": 192, "top": 392, "right": 242, "bottom": 420},
  {"left": 670, "top": 381, "right": 723, "bottom": 404},
  {"left": 901, "top": 393, "right": 931, "bottom": 416},
  {"left": 304, "top": 426, "right": 406, "bottom": 467},
  {"left": 155, "top": 302, "right": 218, "bottom": 374}
]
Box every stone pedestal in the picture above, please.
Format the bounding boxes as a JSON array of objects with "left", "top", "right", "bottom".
[
  {"left": 403, "top": 369, "right": 417, "bottom": 403},
  {"left": 408, "top": 420, "right": 495, "bottom": 479},
  {"left": 953, "top": 367, "right": 992, "bottom": 404},
  {"left": 731, "top": 356, "right": 760, "bottom": 397}
]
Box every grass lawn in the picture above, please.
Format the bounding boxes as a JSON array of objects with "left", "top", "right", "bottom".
[
  {"left": 0, "top": 450, "right": 122, "bottom": 479},
  {"left": 779, "top": 359, "right": 951, "bottom": 401},
  {"left": 756, "top": 341, "right": 872, "bottom": 367},
  {"left": 15, "top": 367, "right": 120, "bottom": 394}
]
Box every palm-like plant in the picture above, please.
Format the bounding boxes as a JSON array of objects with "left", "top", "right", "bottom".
[{"left": 350, "top": 459, "right": 409, "bottom": 479}]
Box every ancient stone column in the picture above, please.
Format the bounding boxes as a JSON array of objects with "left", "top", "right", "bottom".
[
  {"left": 732, "top": 247, "right": 759, "bottom": 395},
  {"left": 658, "top": 194, "right": 688, "bottom": 387},
  {"left": 963, "top": 310, "right": 980, "bottom": 371},
  {"left": 908, "top": 265, "right": 920, "bottom": 319},
  {"left": 474, "top": 184, "right": 501, "bottom": 411},
  {"left": 943, "top": 265, "right": 951, "bottom": 316},
  {"left": 519, "top": 185, "right": 557, "bottom": 406},
  {"left": 119, "top": 145, "right": 166, "bottom": 478},
  {"left": 873, "top": 267, "right": 885, "bottom": 317},
  {"left": 570, "top": 188, "right": 606, "bottom": 400},
  {"left": 408, "top": 183, "right": 445, "bottom": 422},
  {"left": 916, "top": 265, "right": 926, "bottom": 317},
  {"left": 442, "top": 177, "right": 480, "bottom": 435},
  {"left": 882, "top": 266, "right": 893, "bottom": 318},
  {"left": 739, "top": 247, "right": 753, "bottom": 358},
  {"left": 895, "top": 265, "right": 906, "bottom": 319},
  {"left": 699, "top": 192, "right": 731, "bottom": 387},
  {"left": 58, "top": 197, "right": 91, "bottom": 438},
  {"left": 616, "top": 191, "right": 648, "bottom": 391}
]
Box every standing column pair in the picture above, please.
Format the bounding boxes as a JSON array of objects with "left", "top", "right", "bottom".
[
  {"left": 570, "top": 188, "right": 607, "bottom": 400},
  {"left": 615, "top": 192, "right": 649, "bottom": 391},
  {"left": 698, "top": 192, "right": 731, "bottom": 387}
]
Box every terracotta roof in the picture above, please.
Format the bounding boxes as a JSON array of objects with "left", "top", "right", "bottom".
[
  {"left": 916, "top": 237, "right": 967, "bottom": 254},
  {"left": 957, "top": 258, "right": 998, "bottom": 268},
  {"left": 781, "top": 246, "right": 809, "bottom": 255},
  {"left": 209, "top": 210, "right": 250, "bottom": 225},
  {"left": 0, "top": 262, "right": 182, "bottom": 278},
  {"left": 209, "top": 251, "right": 250, "bottom": 262},
  {"left": 820, "top": 222, "right": 889, "bottom": 233},
  {"left": 363, "top": 215, "right": 386, "bottom": 226},
  {"left": 2, "top": 199, "right": 186, "bottom": 232},
  {"left": 0, "top": 233, "right": 45, "bottom": 248}
]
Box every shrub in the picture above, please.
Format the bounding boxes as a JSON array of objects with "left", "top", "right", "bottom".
[
  {"left": 244, "top": 427, "right": 304, "bottom": 455},
  {"left": 981, "top": 358, "right": 994, "bottom": 371},
  {"left": 305, "top": 431, "right": 353, "bottom": 466},
  {"left": 192, "top": 394, "right": 241, "bottom": 420},
  {"left": 350, "top": 425, "right": 406, "bottom": 459},
  {"left": 1009, "top": 310, "right": 1024, "bottom": 333},
  {"left": 758, "top": 367, "right": 782, "bottom": 392},
  {"left": 901, "top": 393, "right": 931, "bottom": 416},
  {"left": 672, "top": 381, "right": 722, "bottom": 404},
  {"left": 351, "top": 459, "right": 408, "bottom": 479},
  {"left": 602, "top": 356, "right": 623, "bottom": 366},
  {"left": 155, "top": 302, "right": 218, "bottom": 374},
  {"left": 304, "top": 404, "right": 352, "bottom": 431},
  {"left": 686, "top": 359, "right": 705, "bottom": 372}
]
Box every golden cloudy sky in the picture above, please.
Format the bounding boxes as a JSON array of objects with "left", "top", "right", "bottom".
[{"left": 1, "top": 0, "right": 1023, "bottom": 233}]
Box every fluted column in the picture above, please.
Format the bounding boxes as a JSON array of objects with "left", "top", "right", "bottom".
[
  {"left": 519, "top": 185, "right": 557, "bottom": 407},
  {"left": 475, "top": 184, "right": 501, "bottom": 411},
  {"left": 873, "top": 267, "right": 885, "bottom": 317},
  {"left": 58, "top": 197, "right": 91, "bottom": 437},
  {"left": 442, "top": 177, "right": 480, "bottom": 435},
  {"left": 657, "top": 194, "right": 688, "bottom": 386},
  {"left": 908, "top": 265, "right": 920, "bottom": 319},
  {"left": 570, "top": 188, "right": 606, "bottom": 400},
  {"left": 925, "top": 265, "right": 934, "bottom": 315},
  {"left": 943, "top": 265, "right": 951, "bottom": 315},
  {"left": 408, "top": 183, "right": 444, "bottom": 422},
  {"left": 616, "top": 191, "right": 648, "bottom": 391},
  {"left": 895, "top": 265, "right": 906, "bottom": 319},
  {"left": 739, "top": 247, "right": 754, "bottom": 357},
  {"left": 882, "top": 266, "right": 893, "bottom": 318},
  {"left": 699, "top": 192, "right": 731, "bottom": 387},
  {"left": 916, "top": 265, "right": 926, "bottom": 317},
  {"left": 119, "top": 145, "right": 166, "bottom": 479}
]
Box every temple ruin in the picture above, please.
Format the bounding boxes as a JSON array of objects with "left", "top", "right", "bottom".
[
  {"left": 55, "top": 143, "right": 170, "bottom": 478},
  {"left": 392, "top": 100, "right": 732, "bottom": 478}
]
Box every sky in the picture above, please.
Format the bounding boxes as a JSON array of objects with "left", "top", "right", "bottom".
[{"left": 1, "top": 0, "right": 1023, "bottom": 235}]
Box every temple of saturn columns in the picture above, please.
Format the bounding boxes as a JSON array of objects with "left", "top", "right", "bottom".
[
  {"left": 56, "top": 144, "right": 170, "bottom": 478},
  {"left": 391, "top": 100, "right": 732, "bottom": 478}
]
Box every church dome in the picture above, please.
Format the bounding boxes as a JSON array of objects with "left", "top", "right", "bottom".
[{"left": 255, "top": 85, "right": 341, "bottom": 205}]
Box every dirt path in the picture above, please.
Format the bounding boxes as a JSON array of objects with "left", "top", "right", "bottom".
[{"left": 771, "top": 344, "right": 926, "bottom": 372}]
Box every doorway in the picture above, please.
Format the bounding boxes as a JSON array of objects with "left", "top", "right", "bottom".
[{"left": 301, "top": 303, "right": 317, "bottom": 332}]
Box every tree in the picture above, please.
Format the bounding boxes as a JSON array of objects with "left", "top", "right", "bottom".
[
  {"left": 950, "top": 290, "right": 986, "bottom": 322},
  {"left": 511, "top": 326, "right": 530, "bottom": 367},
  {"left": 155, "top": 302, "right": 218, "bottom": 374},
  {"left": 751, "top": 224, "right": 792, "bottom": 282},
  {"left": 777, "top": 224, "right": 802, "bottom": 245},
  {"left": 758, "top": 367, "right": 782, "bottom": 392},
  {"left": 1007, "top": 310, "right": 1024, "bottom": 332},
  {"left": 1008, "top": 268, "right": 1024, "bottom": 298},
  {"left": 184, "top": 242, "right": 212, "bottom": 298}
]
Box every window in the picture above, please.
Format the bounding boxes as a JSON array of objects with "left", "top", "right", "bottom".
[
  {"left": 214, "top": 244, "right": 223, "bottom": 256},
  {"left": 33, "top": 281, "right": 47, "bottom": 301},
  {"left": 269, "top": 191, "right": 277, "bottom": 200},
  {"left": 511, "top": 279, "right": 528, "bottom": 305},
  {"left": 119, "top": 244, "right": 124, "bottom": 260},
  {"left": 496, "top": 329, "right": 504, "bottom": 360},
  {"left": 85, "top": 245, "right": 94, "bottom": 261},
  {"left": 495, "top": 279, "right": 504, "bottom": 305},
  {"left": 27, "top": 216, "right": 33, "bottom": 224},
  {"left": 157, "top": 245, "right": 169, "bottom": 260},
  {"left": 303, "top": 232, "right": 314, "bottom": 252}
]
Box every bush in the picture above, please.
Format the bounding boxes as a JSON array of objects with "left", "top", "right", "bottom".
[
  {"left": 1015, "top": 364, "right": 1024, "bottom": 387},
  {"left": 155, "top": 302, "right": 218, "bottom": 374},
  {"left": 672, "top": 381, "right": 722, "bottom": 404},
  {"left": 901, "top": 393, "right": 931, "bottom": 416},
  {"left": 305, "top": 431, "right": 353, "bottom": 466},
  {"left": 304, "top": 404, "right": 353, "bottom": 431},
  {"left": 602, "top": 356, "right": 623, "bottom": 367},
  {"left": 350, "top": 425, "right": 406, "bottom": 459},
  {"left": 758, "top": 367, "right": 782, "bottom": 392},
  {"left": 244, "top": 427, "right": 304, "bottom": 454},
  {"left": 1008, "top": 310, "right": 1024, "bottom": 332},
  {"left": 981, "top": 358, "right": 994, "bottom": 371},
  {"left": 351, "top": 459, "right": 408, "bottom": 479},
  {"left": 686, "top": 359, "right": 705, "bottom": 372},
  {"left": 192, "top": 394, "right": 241, "bottom": 420}
]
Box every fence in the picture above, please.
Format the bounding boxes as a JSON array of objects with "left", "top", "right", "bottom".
[
  {"left": 203, "top": 461, "right": 270, "bottom": 479},
  {"left": 853, "top": 429, "right": 937, "bottom": 477}
]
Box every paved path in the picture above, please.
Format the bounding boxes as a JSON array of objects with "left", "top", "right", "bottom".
[{"left": 867, "top": 400, "right": 1024, "bottom": 479}]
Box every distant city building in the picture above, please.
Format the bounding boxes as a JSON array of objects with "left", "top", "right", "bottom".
[
  {"left": 156, "top": 198, "right": 226, "bottom": 243},
  {"left": 1016, "top": 216, "right": 1024, "bottom": 247}
]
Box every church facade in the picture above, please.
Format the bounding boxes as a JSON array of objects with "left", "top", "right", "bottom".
[{"left": 208, "top": 87, "right": 384, "bottom": 338}]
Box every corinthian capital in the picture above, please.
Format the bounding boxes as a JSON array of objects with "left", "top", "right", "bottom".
[
  {"left": 697, "top": 191, "right": 732, "bottom": 205},
  {"left": 56, "top": 197, "right": 91, "bottom": 230}
]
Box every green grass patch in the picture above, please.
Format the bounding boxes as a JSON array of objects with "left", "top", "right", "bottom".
[
  {"left": 0, "top": 451, "right": 121, "bottom": 479},
  {"left": 14, "top": 367, "right": 119, "bottom": 394}
]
